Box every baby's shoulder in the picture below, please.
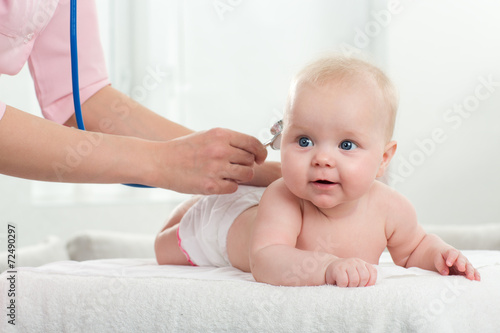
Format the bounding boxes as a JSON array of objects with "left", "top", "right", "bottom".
[
  {"left": 257, "top": 179, "right": 305, "bottom": 227},
  {"left": 370, "top": 181, "right": 417, "bottom": 224},
  {"left": 262, "top": 178, "right": 302, "bottom": 206},
  {"left": 266, "top": 178, "right": 297, "bottom": 198},
  {"left": 370, "top": 180, "right": 407, "bottom": 202}
]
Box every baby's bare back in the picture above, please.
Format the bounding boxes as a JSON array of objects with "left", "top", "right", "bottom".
[{"left": 226, "top": 205, "right": 259, "bottom": 272}]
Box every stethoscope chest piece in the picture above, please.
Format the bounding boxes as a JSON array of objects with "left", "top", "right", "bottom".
[{"left": 263, "top": 119, "right": 283, "bottom": 150}]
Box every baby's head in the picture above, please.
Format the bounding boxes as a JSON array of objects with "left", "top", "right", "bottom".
[
  {"left": 285, "top": 55, "right": 398, "bottom": 143},
  {"left": 279, "top": 55, "right": 399, "bottom": 209}
]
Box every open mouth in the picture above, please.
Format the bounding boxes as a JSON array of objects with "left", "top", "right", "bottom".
[{"left": 314, "top": 180, "right": 336, "bottom": 185}]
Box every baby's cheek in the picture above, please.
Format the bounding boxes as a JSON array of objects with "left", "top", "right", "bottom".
[
  {"left": 281, "top": 154, "right": 304, "bottom": 180},
  {"left": 341, "top": 165, "right": 375, "bottom": 194},
  {"left": 281, "top": 168, "right": 302, "bottom": 191}
]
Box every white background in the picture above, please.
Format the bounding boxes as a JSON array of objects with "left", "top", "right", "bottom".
[{"left": 0, "top": 0, "right": 499, "bottom": 247}]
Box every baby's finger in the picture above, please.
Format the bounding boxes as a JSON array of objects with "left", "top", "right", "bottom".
[
  {"left": 366, "top": 264, "right": 377, "bottom": 286},
  {"left": 454, "top": 254, "right": 469, "bottom": 273},
  {"left": 464, "top": 263, "right": 475, "bottom": 280},
  {"left": 474, "top": 269, "right": 481, "bottom": 281},
  {"left": 444, "top": 249, "right": 460, "bottom": 267},
  {"left": 357, "top": 265, "right": 370, "bottom": 287},
  {"left": 335, "top": 270, "right": 349, "bottom": 288},
  {"left": 434, "top": 255, "right": 449, "bottom": 276},
  {"left": 346, "top": 266, "right": 360, "bottom": 287}
]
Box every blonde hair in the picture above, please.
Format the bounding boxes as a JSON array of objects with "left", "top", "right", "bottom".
[{"left": 286, "top": 55, "right": 399, "bottom": 141}]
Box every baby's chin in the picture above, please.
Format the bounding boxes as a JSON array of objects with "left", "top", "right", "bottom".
[
  {"left": 307, "top": 196, "right": 342, "bottom": 210},
  {"left": 307, "top": 194, "right": 362, "bottom": 213}
]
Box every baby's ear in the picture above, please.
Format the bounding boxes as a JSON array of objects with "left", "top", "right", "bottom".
[{"left": 376, "top": 141, "right": 397, "bottom": 178}]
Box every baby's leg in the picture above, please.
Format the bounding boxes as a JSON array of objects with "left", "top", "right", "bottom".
[{"left": 154, "top": 196, "right": 201, "bottom": 265}]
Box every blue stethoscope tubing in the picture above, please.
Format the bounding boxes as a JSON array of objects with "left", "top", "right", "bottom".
[
  {"left": 69, "top": 0, "right": 152, "bottom": 188},
  {"left": 69, "top": 0, "right": 84, "bottom": 131}
]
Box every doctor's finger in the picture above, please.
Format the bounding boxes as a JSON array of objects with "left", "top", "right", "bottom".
[
  {"left": 222, "top": 163, "right": 255, "bottom": 184},
  {"left": 213, "top": 179, "right": 239, "bottom": 194},
  {"left": 229, "top": 131, "right": 268, "bottom": 165},
  {"left": 228, "top": 147, "right": 259, "bottom": 166}
]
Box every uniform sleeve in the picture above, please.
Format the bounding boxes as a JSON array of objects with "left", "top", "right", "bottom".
[
  {"left": 0, "top": 101, "right": 5, "bottom": 121},
  {"left": 27, "top": 0, "right": 110, "bottom": 125}
]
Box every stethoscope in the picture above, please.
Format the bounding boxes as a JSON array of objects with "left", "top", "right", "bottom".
[
  {"left": 262, "top": 120, "right": 282, "bottom": 150},
  {"left": 69, "top": 0, "right": 282, "bottom": 188},
  {"left": 70, "top": 0, "right": 151, "bottom": 188}
]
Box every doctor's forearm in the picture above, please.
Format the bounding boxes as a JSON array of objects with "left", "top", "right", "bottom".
[
  {"left": 0, "top": 106, "right": 159, "bottom": 186},
  {"left": 65, "top": 85, "right": 194, "bottom": 141}
]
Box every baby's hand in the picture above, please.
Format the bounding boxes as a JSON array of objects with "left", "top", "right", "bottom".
[
  {"left": 325, "top": 258, "right": 377, "bottom": 287},
  {"left": 435, "top": 248, "right": 481, "bottom": 281}
]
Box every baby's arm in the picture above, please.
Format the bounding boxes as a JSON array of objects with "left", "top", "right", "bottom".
[
  {"left": 406, "top": 234, "right": 480, "bottom": 280},
  {"left": 249, "top": 179, "right": 377, "bottom": 287},
  {"left": 386, "top": 192, "right": 480, "bottom": 281}
]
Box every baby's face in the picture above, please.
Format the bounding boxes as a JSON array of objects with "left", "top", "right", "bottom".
[{"left": 280, "top": 80, "right": 391, "bottom": 210}]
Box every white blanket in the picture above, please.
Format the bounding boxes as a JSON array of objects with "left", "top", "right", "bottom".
[{"left": 1, "top": 251, "right": 499, "bottom": 332}]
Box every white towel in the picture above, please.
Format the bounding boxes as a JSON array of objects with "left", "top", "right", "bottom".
[{"left": 1, "top": 251, "right": 499, "bottom": 332}]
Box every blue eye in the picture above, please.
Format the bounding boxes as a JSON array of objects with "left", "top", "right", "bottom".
[
  {"left": 339, "top": 140, "right": 358, "bottom": 150},
  {"left": 298, "top": 137, "right": 313, "bottom": 147}
]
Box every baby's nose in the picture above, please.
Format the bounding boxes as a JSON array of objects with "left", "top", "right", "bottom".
[{"left": 312, "top": 151, "right": 336, "bottom": 168}]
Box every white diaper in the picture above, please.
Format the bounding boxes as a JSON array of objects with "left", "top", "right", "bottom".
[{"left": 177, "top": 185, "right": 266, "bottom": 267}]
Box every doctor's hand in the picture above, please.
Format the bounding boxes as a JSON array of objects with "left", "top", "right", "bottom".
[{"left": 154, "top": 128, "right": 271, "bottom": 194}]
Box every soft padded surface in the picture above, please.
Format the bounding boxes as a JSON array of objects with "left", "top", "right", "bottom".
[{"left": 1, "top": 251, "right": 499, "bottom": 332}]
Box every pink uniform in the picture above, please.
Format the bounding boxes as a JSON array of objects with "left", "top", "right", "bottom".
[{"left": 0, "top": 0, "right": 110, "bottom": 124}]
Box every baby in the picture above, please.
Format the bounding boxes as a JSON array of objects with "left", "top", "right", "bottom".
[{"left": 155, "top": 55, "right": 481, "bottom": 287}]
